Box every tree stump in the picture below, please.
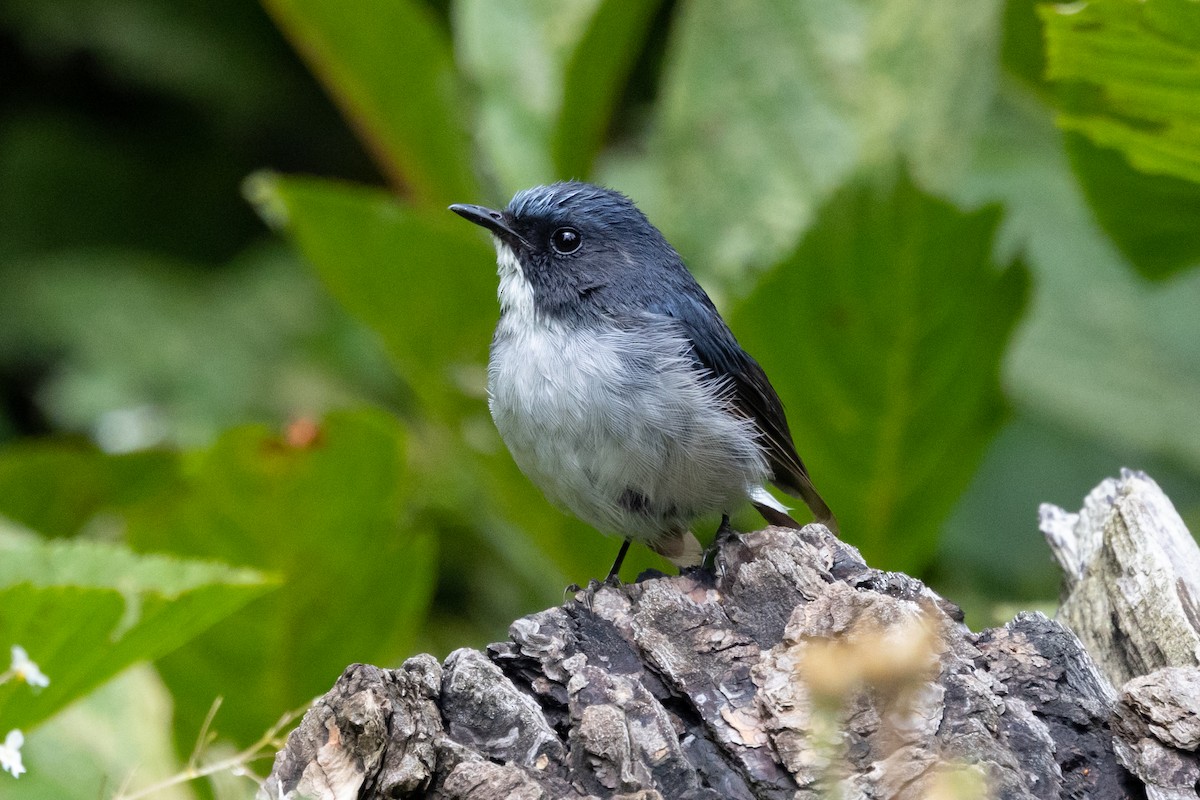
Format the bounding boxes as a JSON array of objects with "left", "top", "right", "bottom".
[{"left": 260, "top": 471, "right": 1200, "bottom": 799}]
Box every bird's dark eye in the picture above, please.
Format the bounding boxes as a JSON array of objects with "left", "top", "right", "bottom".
[{"left": 550, "top": 227, "right": 581, "bottom": 254}]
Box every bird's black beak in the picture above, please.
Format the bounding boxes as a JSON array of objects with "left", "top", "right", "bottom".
[{"left": 449, "top": 203, "right": 525, "bottom": 247}]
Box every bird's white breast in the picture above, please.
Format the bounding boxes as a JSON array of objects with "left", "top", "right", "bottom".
[{"left": 486, "top": 245, "right": 770, "bottom": 542}]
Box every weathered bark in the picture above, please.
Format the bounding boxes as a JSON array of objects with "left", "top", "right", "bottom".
[
  {"left": 1041, "top": 470, "right": 1200, "bottom": 800},
  {"left": 261, "top": 471, "right": 1200, "bottom": 799},
  {"left": 1041, "top": 469, "right": 1200, "bottom": 687}
]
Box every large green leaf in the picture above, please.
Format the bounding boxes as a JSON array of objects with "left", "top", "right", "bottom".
[
  {"left": 123, "top": 409, "right": 436, "bottom": 747},
  {"left": 0, "top": 521, "right": 273, "bottom": 733},
  {"left": 1041, "top": 0, "right": 1200, "bottom": 184},
  {"left": 0, "top": 410, "right": 438, "bottom": 750},
  {"left": 248, "top": 174, "right": 497, "bottom": 415},
  {"left": 617, "top": 0, "right": 1003, "bottom": 283},
  {"left": 261, "top": 0, "right": 477, "bottom": 204},
  {"left": 731, "top": 170, "right": 1029, "bottom": 571}
]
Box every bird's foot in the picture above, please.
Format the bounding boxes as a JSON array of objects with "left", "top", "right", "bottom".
[
  {"left": 564, "top": 579, "right": 595, "bottom": 610},
  {"left": 564, "top": 576, "right": 620, "bottom": 610}
]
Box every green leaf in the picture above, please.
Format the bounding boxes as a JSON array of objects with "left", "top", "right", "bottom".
[
  {"left": 1027, "top": 0, "right": 1200, "bottom": 278},
  {"left": 1066, "top": 133, "right": 1200, "bottom": 279},
  {"left": 731, "top": 169, "right": 1029, "bottom": 572},
  {"left": 0, "top": 521, "right": 273, "bottom": 732},
  {"left": 623, "top": 0, "right": 1004, "bottom": 282},
  {"left": 1041, "top": 0, "right": 1200, "bottom": 184},
  {"left": 123, "top": 409, "right": 436, "bottom": 747},
  {"left": 261, "top": 0, "right": 477, "bottom": 204},
  {"left": 248, "top": 173, "right": 497, "bottom": 415},
  {"left": 551, "top": 0, "right": 666, "bottom": 179}
]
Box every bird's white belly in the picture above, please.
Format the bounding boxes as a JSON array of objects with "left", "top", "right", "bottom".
[{"left": 487, "top": 316, "right": 769, "bottom": 542}]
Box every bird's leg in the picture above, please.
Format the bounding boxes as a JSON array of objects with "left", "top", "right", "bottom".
[
  {"left": 702, "top": 514, "right": 735, "bottom": 573},
  {"left": 605, "top": 538, "right": 632, "bottom": 585}
]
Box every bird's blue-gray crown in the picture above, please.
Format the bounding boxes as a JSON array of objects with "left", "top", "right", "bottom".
[{"left": 507, "top": 182, "right": 657, "bottom": 235}]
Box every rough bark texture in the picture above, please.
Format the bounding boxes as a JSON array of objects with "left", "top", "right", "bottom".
[
  {"left": 261, "top": 471, "right": 1200, "bottom": 799},
  {"left": 1041, "top": 469, "right": 1200, "bottom": 687},
  {"left": 1041, "top": 470, "right": 1200, "bottom": 800}
]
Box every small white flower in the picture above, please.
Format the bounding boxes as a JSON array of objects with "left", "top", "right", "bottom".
[
  {"left": 9, "top": 646, "right": 49, "bottom": 689},
  {"left": 0, "top": 729, "right": 24, "bottom": 778}
]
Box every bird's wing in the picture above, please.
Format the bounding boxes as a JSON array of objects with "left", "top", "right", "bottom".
[{"left": 645, "top": 291, "right": 837, "bottom": 532}]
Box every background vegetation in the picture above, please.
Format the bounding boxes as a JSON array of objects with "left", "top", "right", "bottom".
[{"left": 0, "top": 0, "right": 1197, "bottom": 796}]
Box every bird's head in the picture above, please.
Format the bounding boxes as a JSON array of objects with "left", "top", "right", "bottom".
[{"left": 451, "top": 182, "right": 683, "bottom": 320}]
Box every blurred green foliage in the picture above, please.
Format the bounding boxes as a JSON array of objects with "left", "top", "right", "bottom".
[
  {"left": 0, "top": 522, "right": 272, "bottom": 733},
  {"left": 733, "top": 172, "right": 1029, "bottom": 570},
  {"left": 0, "top": 0, "right": 1198, "bottom": 797}
]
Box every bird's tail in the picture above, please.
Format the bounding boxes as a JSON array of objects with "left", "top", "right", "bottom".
[
  {"left": 794, "top": 474, "right": 839, "bottom": 536},
  {"left": 752, "top": 475, "right": 839, "bottom": 536}
]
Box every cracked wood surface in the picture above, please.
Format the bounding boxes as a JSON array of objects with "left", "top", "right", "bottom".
[
  {"left": 1042, "top": 470, "right": 1200, "bottom": 800},
  {"left": 261, "top": 472, "right": 1200, "bottom": 799}
]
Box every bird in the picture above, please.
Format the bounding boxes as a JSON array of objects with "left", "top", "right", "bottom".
[{"left": 450, "top": 181, "right": 836, "bottom": 581}]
